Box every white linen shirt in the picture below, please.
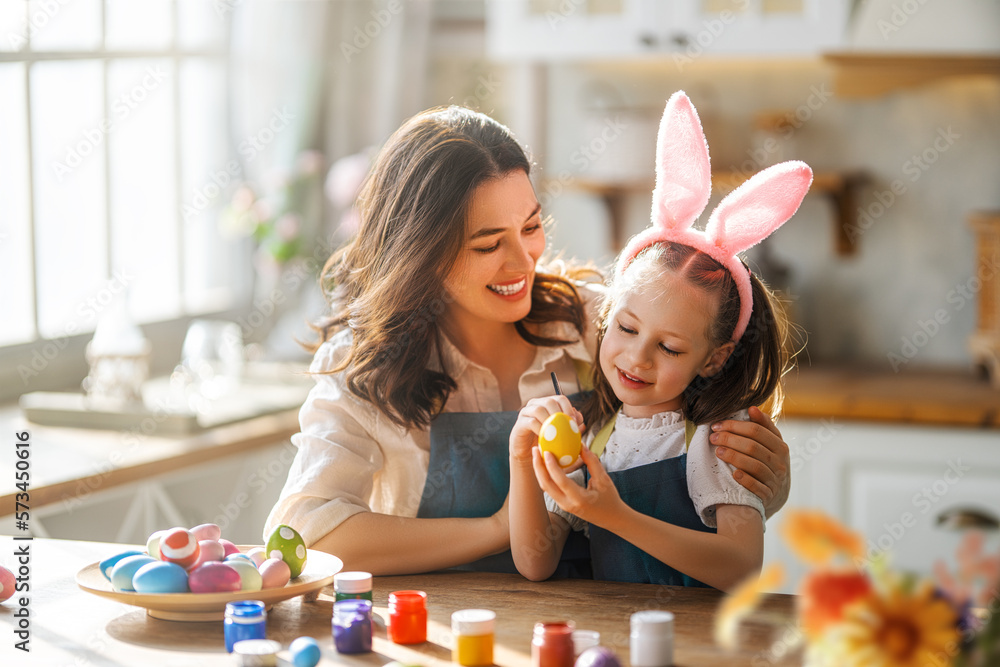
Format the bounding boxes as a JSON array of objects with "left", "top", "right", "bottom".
[
  {"left": 264, "top": 286, "right": 601, "bottom": 547},
  {"left": 546, "top": 408, "right": 766, "bottom": 533}
]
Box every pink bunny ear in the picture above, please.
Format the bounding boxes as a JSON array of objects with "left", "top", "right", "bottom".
[
  {"left": 704, "top": 161, "right": 813, "bottom": 256},
  {"left": 703, "top": 160, "right": 812, "bottom": 342},
  {"left": 651, "top": 91, "right": 712, "bottom": 232}
]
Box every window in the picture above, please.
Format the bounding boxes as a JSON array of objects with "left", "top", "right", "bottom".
[{"left": 0, "top": 0, "right": 247, "bottom": 357}]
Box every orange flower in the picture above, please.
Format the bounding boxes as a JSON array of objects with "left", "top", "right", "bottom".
[
  {"left": 834, "top": 580, "right": 960, "bottom": 667},
  {"left": 780, "top": 509, "right": 865, "bottom": 566},
  {"left": 714, "top": 563, "right": 785, "bottom": 650},
  {"left": 798, "top": 569, "right": 872, "bottom": 640}
]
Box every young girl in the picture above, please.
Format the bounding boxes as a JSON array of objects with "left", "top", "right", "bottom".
[{"left": 508, "top": 91, "right": 812, "bottom": 591}]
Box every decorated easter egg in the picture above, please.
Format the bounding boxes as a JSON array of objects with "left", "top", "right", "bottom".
[
  {"left": 0, "top": 565, "right": 15, "bottom": 602},
  {"left": 132, "top": 561, "right": 189, "bottom": 594},
  {"left": 99, "top": 550, "right": 145, "bottom": 582},
  {"left": 226, "top": 559, "right": 263, "bottom": 592},
  {"left": 246, "top": 547, "right": 267, "bottom": 567},
  {"left": 289, "top": 636, "right": 322, "bottom": 667},
  {"left": 575, "top": 647, "right": 621, "bottom": 667},
  {"left": 159, "top": 528, "right": 201, "bottom": 570},
  {"left": 110, "top": 555, "right": 157, "bottom": 592},
  {"left": 146, "top": 530, "right": 166, "bottom": 560},
  {"left": 265, "top": 525, "right": 307, "bottom": 578},
  {"left": 190, "top": 522, "right": 221, "bottom": 542},
  {"left": 538, "top": 412, "right": 582, "bottom": 467},
  {"left": 225, "top": 553, "right": 254, "bottom": 564},
  {"left": 188, "top": 562, "right": 242, "bottom": 594},
  {"left": 218, "top": 538, "right": 241, "bottom": 558},
  {"left": 189, "top": 540, "right": 226, "bottom": 571},
  {"left": 258, "top": 558, "right": 291, "bottom": 589}
]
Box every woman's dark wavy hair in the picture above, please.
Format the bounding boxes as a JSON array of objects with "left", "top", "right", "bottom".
[
  {"left": 309, "top": 106, "right": 592, "bottom": 429},
  {"left": 582, "top": 242, "right": 796, "bottom": 430}
]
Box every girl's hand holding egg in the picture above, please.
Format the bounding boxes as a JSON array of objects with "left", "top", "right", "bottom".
[{"left": 537, "top": 411, "right": 583, "bottom": 468}]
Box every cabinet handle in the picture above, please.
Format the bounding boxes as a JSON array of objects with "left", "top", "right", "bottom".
[
  {"left": 936, "top": 507, "right": 1000, "bottom": 531},
  {"left": 638, "top": 33, "right": 658, "bottom": 48},
  {"left": 669, "top": 32, "right": 690, "bottom": 48}
]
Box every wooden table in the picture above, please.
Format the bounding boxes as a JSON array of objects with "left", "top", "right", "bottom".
[{"left": 0, "top": 537, "right": 801, "bottom": 666}]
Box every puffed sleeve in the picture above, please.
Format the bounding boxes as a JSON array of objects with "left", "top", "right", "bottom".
[
  {"left": 263, "top": 331, "right": 384, "bottom": 546},
  {"left": 686, "top": 410, "right": 766, "bottom": 530}
]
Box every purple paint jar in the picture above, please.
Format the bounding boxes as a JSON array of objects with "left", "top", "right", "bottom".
[{"left": 332, "top": 598, "right": 373, "bottom": 654}]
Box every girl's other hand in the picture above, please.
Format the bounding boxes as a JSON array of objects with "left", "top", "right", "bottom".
[
  {"left": 533, "top": 445, "right": 623, "bottom": 527},
  {"left": 710, "top": 406, "right": 790, "bottom": 519},
  {"left": 509, "top": 395, "right": 583, "bottom": 465}
]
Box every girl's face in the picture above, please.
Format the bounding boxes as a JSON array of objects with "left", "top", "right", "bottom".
[
  {"left": 442, "top": 170, "right": 545, "bottom": 335},
  {"left": 599, "top": 270, "right": 735, "bottom": 419}
]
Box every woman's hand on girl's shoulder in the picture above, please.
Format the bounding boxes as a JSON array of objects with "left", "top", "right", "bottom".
[{"left": 709, "top": 406, "right": 790, "bottom": 519}]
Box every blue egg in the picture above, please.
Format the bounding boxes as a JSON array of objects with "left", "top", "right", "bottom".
[
  {"left": 225, "top": 553, "right": 254, "bottom": 563},
  {"left": 110, "top": 555, "right": 157, "bottom": 592},
  {"left": 289, "top": 637, "right": 321, "bottom": 667},
  {"left": 99, "top": 550, "right": 145, "bottom": 581},
  {"left": 132, "top": 561, "right": 189, "bottom": 594}
]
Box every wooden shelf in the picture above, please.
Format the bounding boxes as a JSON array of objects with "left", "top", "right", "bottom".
[
  {"left": 824, "top": 52, "right": 1000, "bottom": 98},
  {"left": 566, "top": 170, "right": 869, "bottom": 256},
  {"left": 782, "top": 365, "right": 1000, "bottom": 428}
]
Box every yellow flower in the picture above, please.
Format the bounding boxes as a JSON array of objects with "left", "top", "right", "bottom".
[
  {"left": 714, "top": 563, "right": 785, "bottom": 650},
  {"left": 832, "top": 580, "right": 959, "bottom": 667},
  {"left": 780, "top": 509, "right": 866, "bottom": 567}
]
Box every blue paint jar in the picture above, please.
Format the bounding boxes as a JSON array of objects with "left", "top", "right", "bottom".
[
  {"left": 225, "top": 600, "right": 267, "bottom": 653},
  {"left": 332, "top": 599, "right": 373, "bottom": 654}
]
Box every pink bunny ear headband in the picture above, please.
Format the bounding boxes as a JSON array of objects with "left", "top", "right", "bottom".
[{"left": 615, "top": 91, "right": 813, "bottom": 343}]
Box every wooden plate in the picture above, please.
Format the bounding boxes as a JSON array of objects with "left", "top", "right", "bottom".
[{"left": 75, "top": 547, "right": 343, "bottom": 622}]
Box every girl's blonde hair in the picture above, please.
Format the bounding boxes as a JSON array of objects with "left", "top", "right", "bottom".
[{"left": 582, "top": 242, "right": 796, "bottom": 429}]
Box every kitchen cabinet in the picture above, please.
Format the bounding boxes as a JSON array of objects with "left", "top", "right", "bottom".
[
  {"left": 764, "top": 418, "right": 1000, "bottom": 594},
  {"left": 486, "top": 0, "right": 850, "bottom": 61}
]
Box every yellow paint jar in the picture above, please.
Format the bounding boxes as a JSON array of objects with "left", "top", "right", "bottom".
[{"left": 452, "top": 609, "right": 496, "bottom": 666}]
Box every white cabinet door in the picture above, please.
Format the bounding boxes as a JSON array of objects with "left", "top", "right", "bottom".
[
  {"left": 486, "top": 0, "right": 850, "bottom": 61},
  {"left": 671, "top": 0, "right": 849, "bottom": 57},
  {"left": 764, "top": 419, "right": 1000, "bottom": 594},
  {"left": 486, "top": 0, "right": 660, "bottom": 61}
]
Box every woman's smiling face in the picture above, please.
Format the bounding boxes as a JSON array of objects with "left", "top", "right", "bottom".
[{"left": 442, "top": 170, "right": 545, "bottom": 333}]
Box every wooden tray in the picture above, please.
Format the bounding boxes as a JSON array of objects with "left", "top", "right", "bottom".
[{"left": 76, "top": 548, "right": 342, "bottom": 621}]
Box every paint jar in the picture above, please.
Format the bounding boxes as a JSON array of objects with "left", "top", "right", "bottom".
[
  {"left": 332, "top": 599, "right": 373, "bottom": 654},
  {"left": 232, "top": 638, "right": 281, "bottom": 667},
  {"left": 532, "top": 621, "right": 576, "bottom": 667},
  {"left": 224, "top": 600, "right": 266, "bottom": 653},
  {"left": 334, "top": 571, "right": 373, "bottom": 602},
  {"left": 630, "top": 611, "right": 674, "bottom": 667},
  {"left": 452, "top": 609, "right": 496, "bottom": 666},
  {"left": 572, "top": 629, "right": 601, "bottom": 656},
  {"left": 388, "top": 590, "right": 427, "bottom": 644}
]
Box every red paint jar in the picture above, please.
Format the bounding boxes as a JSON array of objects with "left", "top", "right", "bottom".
[
  {"left": 388, "top": 590, "right": 427, "bottom": 644},
  {"left": 532, "top": 621, "right": 576, "bottom": 667}
]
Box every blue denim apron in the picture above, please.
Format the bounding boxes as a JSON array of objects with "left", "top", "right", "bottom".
[
  {"left": 415, "top": 362, "right": 594, "bottom": 576},
  {"left": 586, "top": 418, "right": 715, "bottom": 588}
]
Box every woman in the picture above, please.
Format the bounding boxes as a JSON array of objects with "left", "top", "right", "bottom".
[{"left": 264, "top": 106, "right": 791, "bottom": 575}]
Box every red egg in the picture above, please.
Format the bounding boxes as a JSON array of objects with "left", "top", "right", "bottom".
[
  {"left": 188, "top": 562, "right": 242, "bottom": 593},
  {"left": 218, "top": 538, "right": 241, "bottom": 558},
  {"left": 0, "top": 565, "right": 15, "bottom": 602},
  {"left": 159, "top": 528, "right": 201, "bottom": 569}
]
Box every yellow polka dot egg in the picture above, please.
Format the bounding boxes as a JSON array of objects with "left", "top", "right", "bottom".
[{"left": 538, "top": 412, "right": 582, "bottom": 467}]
